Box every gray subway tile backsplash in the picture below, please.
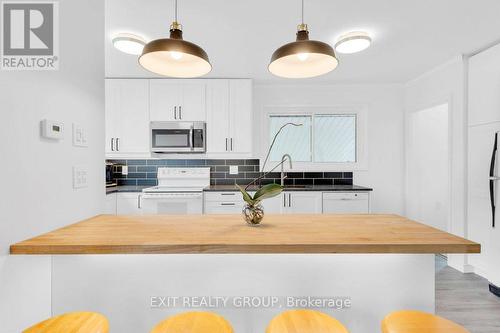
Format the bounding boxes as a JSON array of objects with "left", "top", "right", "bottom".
[{"left": 108, "top": 159, "right": 353, "bottom": 187}]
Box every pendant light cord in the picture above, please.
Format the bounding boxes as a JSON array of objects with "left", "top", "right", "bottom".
[
  {"left": 301, "top": 0, "right": 304, "bottom": 24},
  {"left": 174, "top": 0, "right": 178, "bottom": 22}
]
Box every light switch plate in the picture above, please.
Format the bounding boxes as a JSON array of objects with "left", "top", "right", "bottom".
[
  {"left": 229, "top": 165, "right": 238, "bottom": 175},
  {"left": 121, "top": 165, "right": 128, "bottom": 175},
  {"left": 72, "top": 123, "right": 88, "bottom": 147},
  {"left": 73, "top": 165, "right": 88, "bottom": 189}
]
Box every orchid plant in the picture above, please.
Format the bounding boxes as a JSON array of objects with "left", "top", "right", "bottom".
[{"left": 236, "top": 122, "right": 302, "bottom": 210}]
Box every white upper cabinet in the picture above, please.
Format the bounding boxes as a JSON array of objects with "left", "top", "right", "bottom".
[
  {"left": 206, "top": 80, "right": 230, "bottom": 153},
  {"left": 206, "top": 79, "right": 252, "bottom": 155},
  {"left": 229, "top": 79, "right": 253, "bottom": 154},
  {"left": 105, "top": 78, "right": 251, "bottom": 158},
  {"left": 469, "top": 43, "right": 500, "bottom": 126},
  {"left": 150, "top": 80, "right": 206, "bottom": 122},
  {"left": 105, "top": 79, "right": 150, "bottom": 155}
]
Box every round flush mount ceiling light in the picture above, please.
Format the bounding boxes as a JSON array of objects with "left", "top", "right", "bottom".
[
  {"left": 335, "top": 31, "right": 372, "bottom": 54},
  {"left": 112, "top": 33, "right": 146, "bottom": 55},
  {"left": 269, "top": 0, "right": 338, "bottom": 79},
  {"left": 138, "top": 0, "right": 211, "bottom": 78}
]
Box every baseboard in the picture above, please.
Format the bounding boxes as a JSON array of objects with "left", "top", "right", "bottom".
[
  {"left": 463, "top": 264, "right": 475, "bottom": 273},
  {"left": 489, "top": 283, "right": 500, "bottom": 298}
]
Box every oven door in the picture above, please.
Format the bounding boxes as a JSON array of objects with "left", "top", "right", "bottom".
[{"left": 140, "top": 192, "right": 203, "bottom": 214}]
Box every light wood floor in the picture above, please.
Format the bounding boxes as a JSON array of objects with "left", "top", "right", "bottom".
[{"left": 436, "top": 256, "right": 500, "bottom": 333}]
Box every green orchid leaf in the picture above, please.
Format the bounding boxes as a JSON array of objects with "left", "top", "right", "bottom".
[
  {"left": 253, "top": 183, "right": 283, "bottom": 202},
  {"left": 236, "top": 184, "right": 256, "bottom": 205}
]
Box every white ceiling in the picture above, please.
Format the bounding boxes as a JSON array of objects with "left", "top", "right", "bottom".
[{"left": 106, "top": 0, "right": 500, "bottom": 83}]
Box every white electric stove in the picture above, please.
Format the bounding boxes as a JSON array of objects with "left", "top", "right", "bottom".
[{"left": 140, "top": 167, "right": 210, "bottom": 214}]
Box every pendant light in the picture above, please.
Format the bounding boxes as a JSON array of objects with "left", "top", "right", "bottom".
[
  {"left": 269, "top": 0, "right": 338, "bottom": 78},
  {"left": 139, "top": 0, "right": 211, "bottom": 78}
]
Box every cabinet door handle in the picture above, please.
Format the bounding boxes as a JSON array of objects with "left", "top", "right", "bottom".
[
  {"left": 225, "top": 138, "right": 228, "bottom": 151},
  {"left": 179, "top": 106, "right": 182, "bottom": 119},
  {"left": 116, "top": 138, "right": 120, "bottom": 151},
  {"left": 221, "top": 193, "right": 236, "bottom": 196},
  {"left": 230, "top": 138, "right": 233, "bottom": 151},
  {"left": 221, "top": 202, "right": 235, "bottom": 206},
  {"left": 138, "top": 195, "right": 142, "bottom": 209},
  {"left": 288, "top": 193, "right": 291, "bottom": 207},
  {"left": 283, "top": 193, "right": 286, "bottom": 207},
  {"left": 111, "top": 138, "right": 115, "bottom": 151},
  {"left": 174, "top": 106, "right": 177, "bottom": 120}
]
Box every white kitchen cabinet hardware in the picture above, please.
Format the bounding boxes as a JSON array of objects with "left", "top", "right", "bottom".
[
  {"left": 116, "top": 192, "right": 143, "bottom": 215},
  {"left": 105, "top": 79, "right": 149, "bottom": 157},
  {"left": 150, "top": 80, "right": 206, "bottom": 122},
  {"left": 322, "top": 192, "right": 370, "bottom": 213},
  {"left": 206, "top": 79, "right": 252, "bottom": 155}
]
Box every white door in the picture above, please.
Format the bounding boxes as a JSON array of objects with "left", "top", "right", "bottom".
[
  {"left": 229, "top": 79, "right": 252, "bottom": 153},
  {"left": 105, "top": 79, "right": 150, "bottom": 155},
  {"left": 406, "top": 103, "right": 449, "bottom": 232},
  {"left": 284, "top": 191, "right": 323, "bottom": 214},
  {"left": 150, "top": 80, "right": 180, "bottom": 121},
  {"left": 206, "top": 80, "right": 230, "bottom": 153},
  {"left": 179, "top": 81, "right": 206, "bottom": 121}
]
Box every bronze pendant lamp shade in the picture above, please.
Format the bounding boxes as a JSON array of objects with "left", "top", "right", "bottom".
[
  {"left": 139, "top": 0, "right": 211, "bottom": 78},
  {"left": 269, "top": 1, "right": 338, "bottom": 78}
]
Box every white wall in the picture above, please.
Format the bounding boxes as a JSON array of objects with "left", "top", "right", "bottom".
[
  {"left": 0, "top": 0, "right": 104, "bottom": 331},
  {"left": 253, "top": 84, "right": 405, "bottom": 214},
  {"left": 407, "top": 103, "right": 449, "bottom": 232},
  {"left": 403, "top": 56, "right": 468, "bottom": 272}
]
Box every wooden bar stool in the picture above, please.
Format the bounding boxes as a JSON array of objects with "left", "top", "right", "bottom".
[
  {"left": 150, "top": 311, "right": 234, "bottom": 333},
  {"left": 23, "top": 312, "right": 109, "bottom": 333},
  {"left": 266, "top": 309, "right": 349, "bottom": 333},
  {"left": 381, "top": 310, "right": 469, "bottom": 333}
]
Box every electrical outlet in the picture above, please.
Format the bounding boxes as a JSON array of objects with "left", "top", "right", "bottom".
[
  {"left": 72, "top": 123, "right": 88, "bottom": 147},
  {"left": 121, "top": 165, "right": 128, "bottom": 175},
  {"left": 73, "top": 165, "right": 88, "bottom": 189},
  {"left": 229, "top": 165, "right": 238, "bottom": 175}
]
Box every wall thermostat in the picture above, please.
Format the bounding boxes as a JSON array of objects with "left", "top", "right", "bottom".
[{"left": 41, "top": 119, "right": 64, "bottom": 140}]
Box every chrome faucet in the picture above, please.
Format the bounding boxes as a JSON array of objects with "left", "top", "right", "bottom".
[{"left": 280, "top": 154, "right": 292, "bottom": 186}]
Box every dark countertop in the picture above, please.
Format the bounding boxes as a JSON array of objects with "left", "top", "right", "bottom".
[
  {"left": 204, "top": 184, "right": 373, "bottom": 192},
  {"left": 106, "top": 185, "right": 149, "bottom": 195},
  {"left": 106, "top": 184, "right": 373, "bottom": 195}
]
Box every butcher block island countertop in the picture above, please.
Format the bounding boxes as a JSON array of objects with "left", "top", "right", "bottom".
[{"left": 10, "top": 214, "right": 480, "bottom": 255}]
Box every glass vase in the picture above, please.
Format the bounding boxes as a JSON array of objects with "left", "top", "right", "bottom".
[{"left": 242, "top": 203, "right": 264, "bottom": 226}]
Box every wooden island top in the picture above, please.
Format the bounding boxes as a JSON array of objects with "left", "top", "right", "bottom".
[{"left": 10, "top": 214, "right": 480, "bottom": 255}]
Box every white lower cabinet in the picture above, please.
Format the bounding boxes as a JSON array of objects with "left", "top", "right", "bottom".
[
  {"left": 116, "top": 193, "right": 142, "bottom": 215},
  {"left": 203, "top": 191, "right": 323, "bottom": 214},
  {"left": 322, "top": 192, "right": 370, "bottom": 213},
  {"left": 104, "top": 193, "right": 117, "bottom": 214},
  {"left": 282, "top": 191, "right": 323, "bottom": 214},
  {"left": 204, "top": 191, "right": 247, "bottom": 214}
]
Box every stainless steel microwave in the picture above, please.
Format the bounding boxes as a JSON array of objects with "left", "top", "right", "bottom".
[{"left": 150, "top": 121, "right": 206, "bottom": 153}]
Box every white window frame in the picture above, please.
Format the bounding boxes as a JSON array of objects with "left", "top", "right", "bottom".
[{"left": 261, "top": 105, "right": 368, "bottom": 171}]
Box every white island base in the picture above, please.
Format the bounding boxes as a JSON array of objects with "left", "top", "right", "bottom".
[{"left": 52, "top": 254, "right": 434, "bottom": 333}]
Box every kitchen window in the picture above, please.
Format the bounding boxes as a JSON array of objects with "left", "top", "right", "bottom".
[{"left": 265, "top": 106, "right": 366, "bottom": 170}]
